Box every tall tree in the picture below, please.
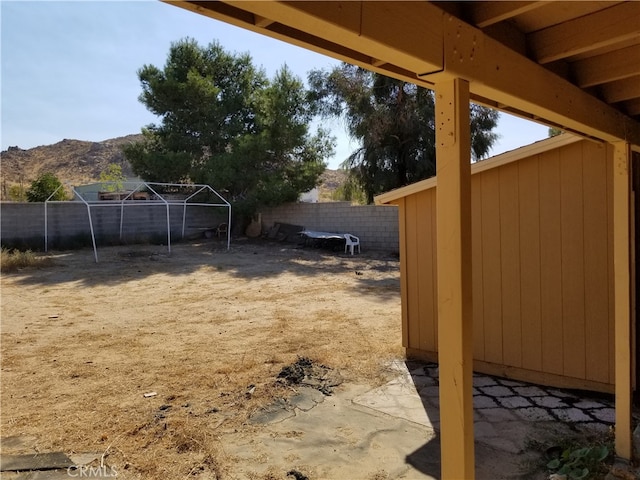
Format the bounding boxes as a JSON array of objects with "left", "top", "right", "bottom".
[
  {"left": 124, "top": 38, "right": 332, "bottom": 217},
  {"left": 26, "top": 172, "right": 67, "bottom": 202},
  {"left": 99, "top": 163, "right": 126, "bottom": 192},
  {"left": 308, "top": 64, "right": 499, "bottom": 203}
]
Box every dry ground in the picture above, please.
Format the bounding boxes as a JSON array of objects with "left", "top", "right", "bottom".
[{"left": 1, "top": 239, "right": 403, "bottom": 479}]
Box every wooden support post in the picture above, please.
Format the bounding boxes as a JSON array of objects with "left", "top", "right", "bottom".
[
  {"left": 435, "top": 78, "right": 474, "bottom": 479},
  {"left": 613, "top": 141, "right": 633, "bottom": 460}
]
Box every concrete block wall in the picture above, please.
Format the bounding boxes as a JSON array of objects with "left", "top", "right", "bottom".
[
  {"left": 1, "top": 202, "right": 226, "bottom": 249},
  {"left": 1, "top": 201, "right": 399, "bottom": 252},
  {"left": 260, "top": 202, "right": 399, "bottom": 251}
]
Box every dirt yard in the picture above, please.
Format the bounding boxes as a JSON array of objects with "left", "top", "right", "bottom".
[{"left": 1, "top": 239, "right": 405, "bottom": 479}]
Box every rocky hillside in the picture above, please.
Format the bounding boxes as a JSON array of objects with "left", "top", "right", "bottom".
[
  {"left": 1, "top": 135, "right": 143, "bottom": 198},
  {"left": 0, "top": 135, "right": 347, "bottom": 200}
]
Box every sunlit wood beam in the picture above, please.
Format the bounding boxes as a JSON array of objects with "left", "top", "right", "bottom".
[
  {"left": 601, "top": 76, "right": 640, "bottom": 104},
  {"left": 529, "top": 2, "right": 640, "bottom": 64},
  {"left": 253, "top": 15, "right": 274, "bottom": 28},
  {"left": 573, "top": 44, "right": 640, "bottom": 88},
  {"left": 469, "top": 1, "right": 542, "bottom": 28}
]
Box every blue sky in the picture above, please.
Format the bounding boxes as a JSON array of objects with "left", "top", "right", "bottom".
[{"left": 1, "top": 1, "right": 549, "bottom": 169}]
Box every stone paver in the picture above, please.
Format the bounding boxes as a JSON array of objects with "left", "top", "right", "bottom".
[
  {"left": 513, "top": 385, "right": 547, "bottom": 397},
  {"left": 515, "top": 407, "right": 555, "bottom": 422},
  {"left": 479, "top": 385, "right": 514, "bottom": 397},
  {"left": 553, "top": 407, "right": 593, "bottom": 423},
  {"left": 590, "top": 407, "right": 616, "bottom": 423},
  {"left": 472, "top": 376, "right": 498, "bottom": 387},
  {"left": 474, "top": 395, "right": 498, "bottom": 409},
  {"left": 355, "top": 360, "right": 624, "bottom": 461},
  {"left": 533, "top": 396, "right": 567, "bottom": 408},
  {"left": 496, "top": 396, "right": 532, "bottom": 408}
]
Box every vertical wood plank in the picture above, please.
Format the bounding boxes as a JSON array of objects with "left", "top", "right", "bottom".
[
  {"left": 405, "top": 194, "right": 421, "bottom": 350},
  {"left": 607, "top": 147, "right": 616, "bottom": 384},
  {"left": 417, "top": 190, "right": 437, "bottom": 351},
  {"left": 560, "top": 142, "right": 586, "bottom": 379},
  {"left": 582, "top": 143, "right": 611, "bottom": 383},
  {"left": 539, "top": 149, "right": 564, "bottom": 375},
  {"left": 612, "top": 141, "right": 632, "bottom": 460},
  {"left": 499, "top": 161, "right": 522, "bottom": 368},
  {"left": 432, "top": 189, "right": 440, "bottom": 349},
  {"left": 397, "top": 198, "right": 409, "bottom": 348},
  {"left": 472, "top": 174, "right": 485, "bottom": 360},
  {"left": 435, "top": 78, "right": 474, "bottom": 480},
  {"left": 480, "top": 169, "right": 503, "bottom": 364},
  {"left": 518, "top": 157, "right": 543, "bottom": 371}
]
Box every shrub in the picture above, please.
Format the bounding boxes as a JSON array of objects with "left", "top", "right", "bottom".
[
  {"left": 524, "top": 431, "right": 614, "bottom": 480},
  {"left": 546, "top": 444, "right": 610, "bottom": 479},
  {"left": 7, "top": 183, "right": 27, "bottom": 201},
  {"left": 26, "top": 173, "right": 67, "bottom": 202},
  {"left": 0, "top": 248, "right": 53, "bottom": 273}
]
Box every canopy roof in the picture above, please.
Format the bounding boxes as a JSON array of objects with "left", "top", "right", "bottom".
[{"left": 168, "top": 0, "right": 640, "bottom": 147}]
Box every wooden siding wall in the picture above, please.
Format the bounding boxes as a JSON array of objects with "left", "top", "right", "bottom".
[{"left": 401, "top": 140, "right": 615, "bottom": 391}]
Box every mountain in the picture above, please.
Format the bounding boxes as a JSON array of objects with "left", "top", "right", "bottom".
[
  {"left": 0, "top": 135, "right": 143, "bottom": 198},
  {"left": 0, "top": 135, "right": 347, "bottom": 201}
]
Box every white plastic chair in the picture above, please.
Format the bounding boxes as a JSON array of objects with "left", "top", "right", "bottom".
[
  {"left": 215, "top": 223, "right": 228, "bottom": 238},
  {"left": 344, "top": 234, "right": 361, "bottom": 255}
]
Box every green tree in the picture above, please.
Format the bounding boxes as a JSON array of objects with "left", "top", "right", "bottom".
[
  {"left": 124, "top": 38, "right": 331, "bottom": 218},
  {"left": 548, "top": 127, "right": 563, "bottom": 137},
  {"left": 26, "top": 173, "right": 67, "bottom": 202},
  {"left": 99, "top": 163, "right": 126, "bottom": 192},
  {"left": 332, "top": 176, "right": 367, "bottom": 204},
  {"left": 308, "top": 64, "right": 499, "bottom": 203}
]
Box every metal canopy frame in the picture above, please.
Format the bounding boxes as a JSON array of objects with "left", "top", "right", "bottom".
[{"left": 45, "top": 181, "right": 231, "bottom": 262}]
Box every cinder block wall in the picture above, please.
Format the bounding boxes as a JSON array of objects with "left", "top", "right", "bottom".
[
  {"left": 1, "top": 201, "right": 399, "bottom": 252},
  {"left": 260, "top": 202, "right": 399, "bottom": 251},
  {"left": 1, "top": 202, "right": 226, "bottom": 249}
]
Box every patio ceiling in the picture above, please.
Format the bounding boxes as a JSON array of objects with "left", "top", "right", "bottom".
[
  {"left": 457, "top": 1, "right": 640, "bottom": 114},
  {"left": 167, "top": 0, "right": 640, "bottom": 147}
]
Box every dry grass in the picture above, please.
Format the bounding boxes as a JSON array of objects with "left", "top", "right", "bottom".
[
  {"left": 1, "top": 248, "right": 54, "bottom": 273},
  {"left": 1, "top": 241, "right": 403, "bottom": 479}
]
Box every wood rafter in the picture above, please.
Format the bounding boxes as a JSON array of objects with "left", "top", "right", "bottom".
[
  {"left": 624, "top": 98, "right": 640, "bottom": 117},
  {"left": 573, "top": 44, "right": 640, "bottom": 88},
  {"left": 601, "top": 76, "right": 640, "bottom": 104},
  {"left": 469, "top": 1, "right": 543, "bottom": 28},
  {"left": 253, "top": 15, "right": 274, "bottom": 28},
  {"left": 528, "top": 2, "right": 640, "bottom": 64}
]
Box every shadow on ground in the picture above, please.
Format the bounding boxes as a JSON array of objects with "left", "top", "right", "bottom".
[{"left": 5, "top": 238, "right": 401, "bottom": 298}]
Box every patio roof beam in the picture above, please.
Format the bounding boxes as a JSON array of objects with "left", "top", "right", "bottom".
[
  {"left": 528, "top": 2, "right": 640, "bottom": 64},
  {"left": 468, "top": 1, "right": 543, "bottom": 29},
  {"left": 424, "top": 13, "right": 640, "bottom": 146},
  {"left": 601, "top": 76, "right": 640, "bottom": 104},
  {"left": 170, "top": 0, "right": 444, "bottom": 76},
  {"left": 167, "top": 0, "right": 640, "bottom": 147},
  {"left": 573, "top": 44, "right": 640, "bottom": 88}
]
